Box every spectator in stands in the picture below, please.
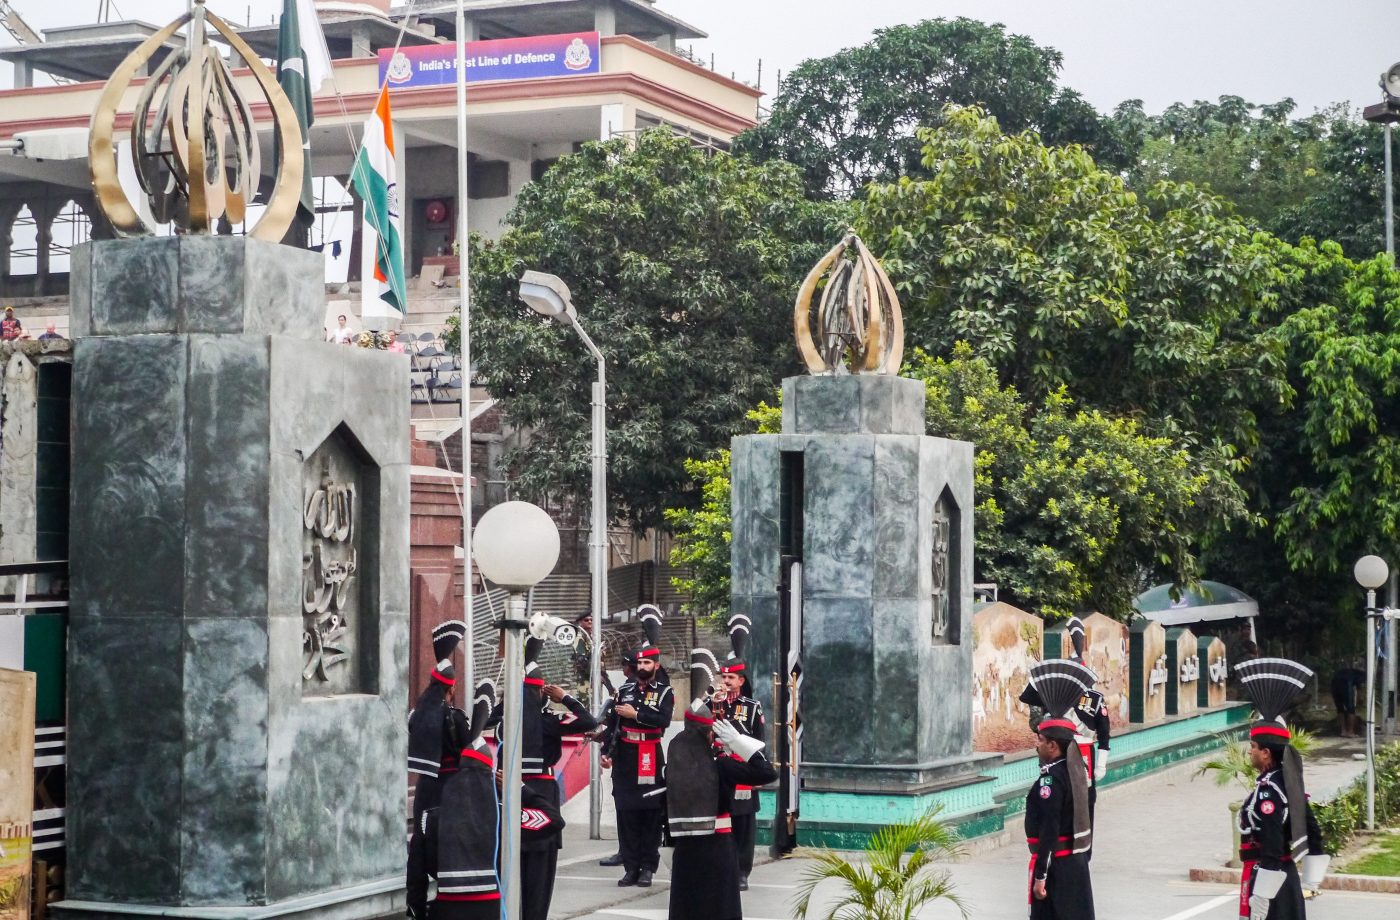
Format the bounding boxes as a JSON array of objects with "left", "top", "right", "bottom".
[
  {"left": 1, "top": 307, "right": 22, "bottom": 340},
  {"left": 38, "top": 321, "right": 63, "bottom": 341},
  {"left": 328, "top": 314, "right": 354, "bottom": 345}
]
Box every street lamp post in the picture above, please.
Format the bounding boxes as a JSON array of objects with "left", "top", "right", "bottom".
[
  {"left": 1363, "top": 63, "right": 1400, "bottom": 261},
  {"left": 473, "top": 501, "right": 562, "bottom": 920},
  {"left": 1353, "top": 554, "right": 1389, "bottom": 830},
  {"left": 518, "top": 270, "right": 609, "bottom": 840}
]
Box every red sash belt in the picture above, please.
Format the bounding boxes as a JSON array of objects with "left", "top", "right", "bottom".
[
  {"left": 635, "top": 740, "right": 658, "bottom": 783},
  {"left": 1026, "top": 836, "right": 1072, "bottom": 857}
]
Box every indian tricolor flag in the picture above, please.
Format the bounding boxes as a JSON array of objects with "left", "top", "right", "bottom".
[{"left": 351, "top": 86, "right": 406, "bottom": 316}]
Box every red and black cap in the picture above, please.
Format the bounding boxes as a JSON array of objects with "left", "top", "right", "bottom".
[
  {"left": 1234, "top": 657, "right": 1313, "bottom": 744},
  {"left": 1029, "top": 658, "right": 1098, "bottom": 744},
  {"left": 685, "top": 648, "right": 720, "bottom": 726},
  {"left": 720, "top": 614, "right": 751, "bottom": 675},
  {"left": 636, "top": 605, "right": 663, "bottom": 660}
]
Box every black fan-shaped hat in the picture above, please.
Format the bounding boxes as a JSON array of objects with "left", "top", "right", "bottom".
[
  {"left": 721, "top": 614, "right": 751, "bottom": 674},
  {"left": 464, "top": 679, "right": 496, "bottom": 748},
  {"left": 1234, "top": 657, "right": 1313, "bottom": 742},
  {"left": 686, "top": 648, "right": 720, "bottom": 724},
  {"left": 637, "top": 605, "right": 663, "bottom": 661},
  {"left": 432, "top": 619, "right": 467, "bottom": 663},
  {"left": 1065, "top": 615, "right": 1086, "bottom": 660},
  {"left": 1029, "top": 658, "right": 1098, "bottom": 740}
]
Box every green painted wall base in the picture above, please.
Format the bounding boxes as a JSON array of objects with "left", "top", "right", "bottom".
[{"left": 756, "top": 702, "right": 1251, "bottom": 850}]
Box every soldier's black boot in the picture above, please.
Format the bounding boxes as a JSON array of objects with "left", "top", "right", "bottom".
[
  {"left": 636, "top": 869, "right": 653, "bottom": 887},
  {"left": 599, "top": 852, "right": 623, "bottom": 866},
  {"left": 618, "top": 870, "right": 639, "bottom": 887}
]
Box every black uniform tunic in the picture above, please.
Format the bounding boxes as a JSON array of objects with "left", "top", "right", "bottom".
[
  {"left": 601, "top": 676, "right": 674, "bottom": 874},
  {"left": 407, "top": 762, "right": 564, "bottom": 920},
  {"left": 1024, "top": 758, "right": 1095, "bottom": 920},
  {"left": 668, "top": 750, "right": 778, "bottom": 920},
  {"left": 1237, "top": 767, "right": 1307, "bottom": 920},
  {"left": 520, "top": 693, "right": 596, "bottom": 920},
  {"left": 712, "top": 692, "right": 766, "bottom": 876}
]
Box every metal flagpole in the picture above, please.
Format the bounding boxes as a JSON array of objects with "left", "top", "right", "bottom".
[{"left": 456, "top": 0, "right": 475, "bottom": 692}]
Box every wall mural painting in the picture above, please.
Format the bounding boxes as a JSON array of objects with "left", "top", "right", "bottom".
[{"left": 971, "top": 602, "right": 1043, "bottom": 753}]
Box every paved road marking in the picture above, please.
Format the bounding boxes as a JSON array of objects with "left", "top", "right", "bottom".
[
  {"left": 557, "top": 874, "right": 670, "bottom": 885},
  {"left": 594, "top": 911, "right": 789, "bottom": 920},
  {"left": 557, "top": 850, "right": 618, "bottom": 868},
  {"left": 1156, "top": 893, "right": 1235, "bottom": 920}
]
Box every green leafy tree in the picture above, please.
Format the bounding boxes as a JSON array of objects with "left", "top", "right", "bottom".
[
  {"left": 665, "top": 402, "right": 780, "bottom": 616},
  {"left": 736, "top": 18, "right": 1126, "bottom": 200},
  {"left": 917, "top": 346, "right": 1247, "bottom": 618},
  {"left": 1120, "top": 96, "right": 1328, "bottom": 228},
  {"left": 859, "top": 107, "right": 1291, "bottom": 487},
  {"left": 792, "top": 809, "right": 967, "bottom": 920},
  {"left": 1272, "top": 111, "right": 1389, "bottom": 261},
  {"left": 464, "top": 131, "right": 848, "bottom": 529}
]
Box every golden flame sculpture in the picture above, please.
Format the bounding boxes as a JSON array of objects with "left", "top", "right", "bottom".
[
  {"left": 793, "top": 232, "right": 904, "bottom": 375},
  {"left": 88, "top": 0, "right": 303, "bottom": 241}
]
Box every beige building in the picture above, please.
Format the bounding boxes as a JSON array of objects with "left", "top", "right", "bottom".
[{"left": 0, "top": 0, "right": 760, "bottom": 341}]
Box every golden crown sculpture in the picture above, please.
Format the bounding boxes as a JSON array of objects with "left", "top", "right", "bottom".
[
  {"left": 88, "top": 0, "right": 303, "bottom": 240},
  {"left": 793, "top": 233, "right": 905, "bottom": 375}
]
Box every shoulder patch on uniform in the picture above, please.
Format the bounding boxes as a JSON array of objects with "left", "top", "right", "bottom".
[
  {"left": 1039, "top": 786, "right": 1052, "bottom": 799},
  {"left": 522, "top": 809, "right": 551, "bottom": 831},
  {"left": 1040, "top": 775, "right": 1053, "bottom": 785},
  {"left": 1260, "top": 800, "right": 1275, "bottom": 815}
]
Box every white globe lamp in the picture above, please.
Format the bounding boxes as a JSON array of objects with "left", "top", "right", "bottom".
[{"left": 473, "top": 500, "right": 560, "bottom": 590}]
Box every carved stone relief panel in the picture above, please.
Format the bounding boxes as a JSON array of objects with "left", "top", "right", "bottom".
[
  {"left": 301, "top": 425, "right": 378, "bottom": 696},
  {"left": 930, "top": 488, "right": 962, "bottom": 645}
]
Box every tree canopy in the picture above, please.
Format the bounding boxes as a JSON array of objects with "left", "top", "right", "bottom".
[
  {"left": 462, "top": 130, "right": 848, "bottom": 529},
  {"left": 734, "top": 18, "right": 1127, "bottom": 200},
  {"left": 859, "top": 106, "right": 1290, "bottom": 465}
]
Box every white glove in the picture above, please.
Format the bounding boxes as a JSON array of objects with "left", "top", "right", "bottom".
[
  {"left": 1094, "top": 749, "right": 1108, "bottom": 783},
  {"left": 1249, "top": 867, "right": 1286, "bottom": 920},
  {"left": 712, "top": 720, "right": 765, "bottom": 760},
  {"left": 1301, "top": 854, "right": 1330, "bottom": 892}
]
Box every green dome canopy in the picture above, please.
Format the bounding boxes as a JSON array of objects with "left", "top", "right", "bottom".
[{"left": 1133, "top": 580, "right": 1258, "bottom": 625}]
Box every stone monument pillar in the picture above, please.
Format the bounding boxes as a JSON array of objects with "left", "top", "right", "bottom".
[
  {"left": 731, "top": 235, "right": 986, "bottom": 804},
  {"left": 56, "top": 5, "right": 409, "bottom": 919},
  {"left": 61, "top": 235, "right": 409, "bottom": 920}
]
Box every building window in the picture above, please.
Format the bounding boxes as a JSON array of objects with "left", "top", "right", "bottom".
[{"left": 468, "top": 158, "right": 510, "bottom": 199}]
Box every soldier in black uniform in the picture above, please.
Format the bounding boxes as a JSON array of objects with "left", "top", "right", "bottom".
[
  {"left": 710, "top": 613, "right": 766, "bottom": 891},
  {"left": 595, "top": 651, "right": 637, "bottom": 868},
  {"left": 1020, "top": 615, "right": 1111, "bottom": 827},
  {"left": 666, "top": 650, "right": 778, "bottom": 920},
  {"left": 1234, "top": 658, "right": 1319, "bottom": 920},
  {"left": 1023, "top": 659, "right": 1096, "bottom": 920},
  {"left": 407, "top": 621, "right": 471, "bottom": 823},
  {"left": 406, "top": 680, "right": 517, "bottom": 920},
  {"left": 600, "top": 610, "right": 673, "bottom": 887},
  {"left": 524, "top": 644, "right": 598, "bottom": 920}
]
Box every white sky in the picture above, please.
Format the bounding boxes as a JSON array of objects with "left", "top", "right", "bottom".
[{"left": 6, "top": 0, "right": 1399, "bottom": 114}]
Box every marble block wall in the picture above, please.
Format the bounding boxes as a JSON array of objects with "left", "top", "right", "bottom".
[
  {"left": 1165, "top": 627, "right": 1200, "bottom": 717},
  {"left": 64, "top": 237, "right": 409, "bottom": 916},
  {"left": 731, "top": 375, "right": 981, "bottom": 792}
]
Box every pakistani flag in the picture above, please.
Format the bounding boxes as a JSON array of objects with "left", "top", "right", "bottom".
[
  {"left": 351, "top": 86, "right": 406, "bottom": 315},
  {"left": 276, "top": 0, "right": 332, "bottom": 227}
]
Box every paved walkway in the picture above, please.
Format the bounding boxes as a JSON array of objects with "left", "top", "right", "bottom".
[{"left": 546, "top": 735, "right": 1397, "bottom": 919}]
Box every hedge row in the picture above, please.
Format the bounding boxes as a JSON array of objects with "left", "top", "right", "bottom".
[{"left": 1313, "top": 741, "right": 1400, "bottom": 855}]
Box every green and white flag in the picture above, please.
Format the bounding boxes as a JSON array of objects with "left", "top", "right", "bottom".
[
  {"left": 351, "top": 86, "right": 406, "bottom": 315},
  {"left": 276, "top": 0, "right": 332, "bottom": 227}
]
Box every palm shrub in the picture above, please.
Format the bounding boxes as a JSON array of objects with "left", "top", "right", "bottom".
[
  {"left": 1194, "top": 725, "right": 1319, "bottom": 790},
  {"left": 792, "top": 808, "right": 968, "bottom": 920}
]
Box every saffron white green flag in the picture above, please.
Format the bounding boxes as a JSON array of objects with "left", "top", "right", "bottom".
[
  {"left": 276, "top": 0, "right": 332, "bottom": 227},
  {"left": 351, "top": 86, "right": 406, "bottom": 315}
]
